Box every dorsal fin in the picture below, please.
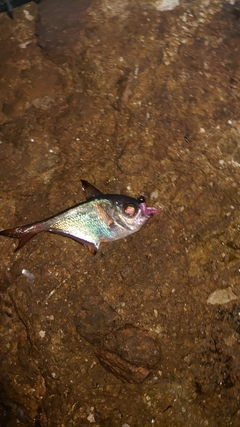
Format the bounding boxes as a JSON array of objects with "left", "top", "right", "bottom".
[{"left": 81, "top": 180, "right": 103, "bottom": 200}]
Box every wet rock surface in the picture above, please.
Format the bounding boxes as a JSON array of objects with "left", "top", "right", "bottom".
[
  {"left": 36, "top": 0, "right": 94, "bottom": 63},
  {"left": 1, "top": 0, "right": 240, "bottom": 425}
]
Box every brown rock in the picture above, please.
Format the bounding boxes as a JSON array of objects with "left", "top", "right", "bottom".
[
  {"left": 96, "top": 326, "right": 161, "bottom": 383},
  {"left": 75, "top": 294, "right": 120, "bottom": 344},
  {"left": 36, "top": 0, "right": 93, "bottom": 63}
]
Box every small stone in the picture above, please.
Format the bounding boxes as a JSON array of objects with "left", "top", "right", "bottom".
[
  {"left": 87, "top": 413, "right": 95, "bottom": 423},
  {"left": 207, "top": 287, "right": 238, "bottom": 305}
]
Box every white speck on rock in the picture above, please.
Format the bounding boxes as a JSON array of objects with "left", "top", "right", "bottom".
[
  {"left": 32, "top": 96, "right": 55, "bottom": 110},
  {"left": 22, "top": 269, "right": 35, "bottom": 283},
  {"left": 19, "top": 41, "right": 32, "bottom": 49},
  {"left": 154, "top": 0, "right": 180, "bottom": 11},
  {"left": 23, "top": 9, "right": 34, "bottom": 21},
  {"left": 150, "top": 189, "right": 159, "bottom": 200},
  {"left": 231, "top": 160, "right": 240, "bottom": 168},
  {"left": 87, "top": 413, "right": 95, "bottom": 423},
  {"left": 39, "top": 330, "right": 46, "bottom": 339}
]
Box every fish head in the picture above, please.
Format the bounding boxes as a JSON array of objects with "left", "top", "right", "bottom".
[{"left": 105, "top": 194, "right": 158, "bottom": 233}]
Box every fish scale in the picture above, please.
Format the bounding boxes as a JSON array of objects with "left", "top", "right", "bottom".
[{"left": 49, "top": 200, "right": 116, "bottom": 246}]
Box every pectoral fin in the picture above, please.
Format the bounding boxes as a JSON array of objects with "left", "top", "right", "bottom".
[{"left": 95, "top": 203, "right": 114, "bottom": 227}]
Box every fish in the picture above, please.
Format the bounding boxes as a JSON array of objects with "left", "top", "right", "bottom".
[{"left": 0, "top": 180, "right": 158, "bottom": 253}]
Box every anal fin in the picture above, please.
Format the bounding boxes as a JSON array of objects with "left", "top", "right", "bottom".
[{"left": 47, "top": 229, "right": 98, "bottom": 254}]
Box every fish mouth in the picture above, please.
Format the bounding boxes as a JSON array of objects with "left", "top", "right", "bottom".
[{"left": 140, "top": 202, "right": 158, "bottom": 217}]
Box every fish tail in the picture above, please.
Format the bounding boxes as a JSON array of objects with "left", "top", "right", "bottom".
[{"left": 0, "top": 222, "right": 46, "bottom": 251}]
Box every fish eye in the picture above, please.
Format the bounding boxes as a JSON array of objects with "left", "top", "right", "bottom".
[{"left": 123, "top": 203, "right": 137, "bottom": 217}]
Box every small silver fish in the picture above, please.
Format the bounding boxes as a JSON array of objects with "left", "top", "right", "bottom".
[{"left": 0, "top": 180, "right": 157, "bottom": 253}]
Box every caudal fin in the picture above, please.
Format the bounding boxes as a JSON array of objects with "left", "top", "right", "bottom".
[{"left": 0, "top": 223, "right": 44, "bottom": 252}]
